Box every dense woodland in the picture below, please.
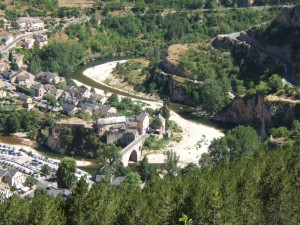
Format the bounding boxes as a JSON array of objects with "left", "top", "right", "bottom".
[{"left": 0, "top": 144, "right": 299, "bottom": 225}]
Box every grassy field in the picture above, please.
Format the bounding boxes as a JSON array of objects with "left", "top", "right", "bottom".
[{"left": 58, "top": 0, "right": 94, "bottom": 8}]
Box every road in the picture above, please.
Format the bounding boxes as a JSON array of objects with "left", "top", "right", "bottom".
[{"left": 0, "top": 30, "right": 47, "bottom": 53}]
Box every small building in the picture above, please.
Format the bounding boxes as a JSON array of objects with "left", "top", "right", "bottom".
[
  {"left": 98, "top": 105, "right": 117, "bottom": 116},
  {"left": 2, "top": 169, "right": 26, "bottom": 187},
  {"left": 63, "top": 103, "right": 78, "bottom": 115},
  {"left": 24, "top": 38, "right": 35, "bottom": 49},
  {"left": 77, "top": 86, "right": 91, "bottom": 99},
  {"left": 157, "top": 114, "right": 166, "bottom": 134},
  {"left": 18, "top": 93, "right": 33, "bottom": 109},
  {"left": 31, "top": 83, "right": 45, "bottom": 97},
  {"left": 137, "top": 112, "right": 149, "bottom": 134},
  {"left": 37, "top": 72, "right": 62, "bottom": 84},
  {"left": 34, "top": 36, "right": 47, "bottom": 49},
  {"left": 3, "top": 36, "right": 13, "bottom": 46},
  {"left": 18, "top": 93, "right": 33, "bottom": 104}
]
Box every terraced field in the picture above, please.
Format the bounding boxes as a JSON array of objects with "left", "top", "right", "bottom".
[{"left": 58, "top": 0, "right": 94, "bottom": 8}]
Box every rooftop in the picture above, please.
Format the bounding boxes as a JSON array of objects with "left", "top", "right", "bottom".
[{"left": 97, "top": 116, "right": 126, "bottom": 125}]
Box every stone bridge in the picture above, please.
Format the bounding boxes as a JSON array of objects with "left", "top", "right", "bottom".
[{"left": 121, "top": 134, "right": 149, "bottom": 166}]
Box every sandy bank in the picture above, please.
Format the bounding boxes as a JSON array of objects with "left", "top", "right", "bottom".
[{"left": 83, "top": 60, "right": 127, "bottom": 83}]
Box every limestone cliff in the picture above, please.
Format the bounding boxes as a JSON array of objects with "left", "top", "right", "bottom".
[
  {"left": 153, "top": 70, "right": 196, "bottom": 106},
  {"left": 214, "top": 95, "right": 300, "bottom": 138}
]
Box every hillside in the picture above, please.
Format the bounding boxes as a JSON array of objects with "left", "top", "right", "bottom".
[{"left": 247, "top": 4, "right": 300, "bottom": 84}]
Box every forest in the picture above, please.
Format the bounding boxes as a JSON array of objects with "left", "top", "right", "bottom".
[{"left": 0, "top": 144, "right": 299, "bottom": 225}]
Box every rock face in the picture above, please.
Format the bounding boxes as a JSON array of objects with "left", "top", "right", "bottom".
[
  {"left": 153, "top": 70, "right": 195, "bottom": 106},
  {"left": 276, "top": 5, "right": 300, "bottom": 27},
  {"left": 215, "top": 95, "right": 300, "bottom": 138},
  {"left": 160, "top": 60, "right": 189, "bottom": 78}
]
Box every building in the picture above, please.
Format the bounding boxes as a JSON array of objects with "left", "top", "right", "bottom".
[
  {"left": 18, "top": 94, "right": 33, "bottom": 109},
  {"left": 2, "top": 169, "right": 25, "bottom": 187},
  {"left": 76, "top": 86, "right": 91, "bottom": 99},
  {"left": 98, "top": 105, "right": 117, "bottom": 116},
  {"left": 24, "top": 38, "right": 35, "bottom": 49},
  {"left": 9, "top": 70, "right": 35, "bottom": 88},
  {"left": 37, "top": 72, "right": 60, "bottom": 84},
  {"left": 63, "top": 103, "right": 78, "bottom": 115},
  {"left": 31, "top": 83, "right": 45, "bottom": 97},
  {"left": 97, "top": 116, "right": 126, "bottom": 135},
  {"left": 137, "top": 112, "right": 149, "bottom": 134},
  {"left": 3, "top": 35, "right": 13, "bottom": 46},
  {"left": 34, "top": 35, "right": 47, "bottom": 49},
  {"left": 15, "top": 17, "right": 44, "bottom": 31}
]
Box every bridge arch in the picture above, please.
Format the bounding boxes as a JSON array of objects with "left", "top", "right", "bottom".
[{"left": 129, "top": 150, "right": 138, "bottom": 162}]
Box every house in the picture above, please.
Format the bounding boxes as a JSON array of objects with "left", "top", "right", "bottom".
[
  {"left": 44, "top": 84, "right": 57, "bottom": 94},
  {"left": 15, "top": 17, "right": 44, "bottom": 31},
  {"left": 18, "top": 93, "right": 33, "bottom": 109},
  {"left": 101, "top": 105, "right": 117, "bottom": 115},
  {"left": 63, "top": 103, "right": 78, "bottom": 115},
  {"left": 67, "top": 97, "right": 79, "bottom": 106},
  {"left": 2, "top": 169, "right": 25, "bottom": 187},
  {"left": 90, "top": 93, "right": 104, "bottom": 102},
  {"left": 137, "top": 112, "right": 149, "bottom": 134},
  {"left": 18, "top": 94, "right": 32, "bottom": 104},
  {"left": 97, "top": 116, "right": 126, "bottom": 135},
  {"left": 37, "top": 72, "right": 62, "bottom": 84},
  {"left": 31, "top": 83, "right": 45, "bottom": 97},
  {"left": 3, "top": 35, "right": 13, "bottom": 46},
  {"left": 44, "top": 84, "right": 63, "bottom": 99},
  {"left": 9, "top": 70, "right": 35, "bottom": 88},
  {"left": 34, "top": 36, "right": 48, "bottom": 49},
  {"left": 77, "top": 86, "right": 91, "bottom": 99},
  {"left": 24, "top": 38, "right": 35, "bottom": 49}
]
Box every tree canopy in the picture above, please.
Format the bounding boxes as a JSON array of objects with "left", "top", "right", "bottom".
[{"left": 56, "top": 157, "right": 77, "bottom": 189}]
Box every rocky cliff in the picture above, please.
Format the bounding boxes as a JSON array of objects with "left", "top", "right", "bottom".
[
  {"left": 214, "top": 95, "right": 300, "bottom": 138},
  {"left": 153, "top": 70, "right": 196, "bottom": 106},
  {"left": 246, "top": 4, "right": 300, "bottom": 84}
]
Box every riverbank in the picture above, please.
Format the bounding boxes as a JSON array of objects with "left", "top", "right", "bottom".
[{"left": 74, "top": 59, "right": 224, "bottom": 167}]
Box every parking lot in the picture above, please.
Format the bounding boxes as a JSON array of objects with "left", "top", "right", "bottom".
[{"left": 0, "top": 143, "right": 92, "bottom": 189}]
